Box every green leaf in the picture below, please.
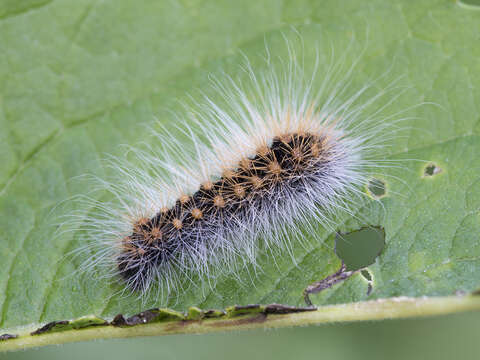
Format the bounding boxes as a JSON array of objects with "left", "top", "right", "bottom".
[{"left": 1, "top": 0, "right": 480, "bottom": 350}]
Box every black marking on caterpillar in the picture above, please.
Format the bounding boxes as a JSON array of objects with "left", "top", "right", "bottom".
[{"left": 119, "top": 133, "right": 336, "bottom": 289}]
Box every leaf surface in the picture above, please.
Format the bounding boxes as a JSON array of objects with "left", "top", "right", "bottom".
[{"left": 1, "top": 0, "right": 480, "bottom": 349}]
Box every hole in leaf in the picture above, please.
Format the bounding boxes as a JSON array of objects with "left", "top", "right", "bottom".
[
  {"left": 335, "top": 227, "right": 385, "bottom": 271},
  {"left": 361, "top": 269, "right": 372, "bottom": 281},
  {"left": 423, "top": 163, "right": 442, "bottom": 177},
  {"left": 361, "top": 269, "right": 374, "bottom": 295},
  {"left": 367, "top": 178, "right": 386, "bottom": 198}
]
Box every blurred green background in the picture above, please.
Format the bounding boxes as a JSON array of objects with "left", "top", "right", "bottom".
[{"left": 3, "top": 311, "right": 480, "bottom": 360}]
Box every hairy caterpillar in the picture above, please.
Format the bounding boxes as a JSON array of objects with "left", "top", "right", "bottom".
[{"left": 70, "top": 36, "right": 410, "bottom": 303}]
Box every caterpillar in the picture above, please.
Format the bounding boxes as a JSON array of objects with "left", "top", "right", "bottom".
[{"left": 71, "top": 36, "right": 409, "bottom": 303}]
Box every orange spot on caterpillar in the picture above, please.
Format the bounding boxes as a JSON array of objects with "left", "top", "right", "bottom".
[
  {"left": 133, "top": 217, "right": 149, "bottom": 230},
  {"left": 280, "top": 133, "right": 291, "bottom": 141},
  {"left": 256, "top": 145, "right": 270, "bottom": 157},
  {"left": 132, "top": 219, "right": 149, "bottom": 238},
  {"left": 213, "top": 195, "right": 225, "bottom": 208},
  {"left": 267, "top": 161, "right": 282, "bottom": 175},
  {"left": 191, "top": 208, "right": 203, "bottom": 219},
  {"left": 291, "top": 147, "right": 304, "bottom": 161},
  {"left": 150, "top": 227, "right": 162, "bottom": 242},
  {"left": 179, "top": 194, "right": 190, "bottom": 204},
  {"left": 172, "top": 218, "right": 182, "bottom": 230},
  {"left": 222, "top": 168, "right": 236, "bottom": 179},
  {"left": 310, "top": 142, "right": 321, "bottom": 157},
  {"left": 233, "top": 184, "right": 246, "bottom": 198},
  {"left": 250, "top": 176, "right": 263, "bottom": 189},
  {"left": 201, "top": 181, "right": 214, "bottom": 191},
  {"left": 240, "top": 158, "right": 251, "bottom": 169}
]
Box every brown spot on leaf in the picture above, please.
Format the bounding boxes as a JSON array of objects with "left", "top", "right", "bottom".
[{"left": 31, "top": 321, "right": 69, "bottom": 336}]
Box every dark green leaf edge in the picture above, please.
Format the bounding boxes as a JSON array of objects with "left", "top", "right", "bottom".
[{"left": 2, "top": 295, "right": 480, "bottom": 352}]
